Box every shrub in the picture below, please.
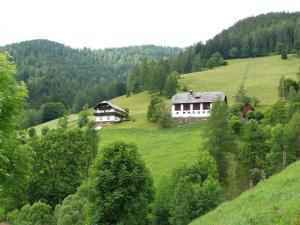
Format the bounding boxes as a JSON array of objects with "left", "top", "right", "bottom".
[
  {"left": 55, "top": 194, "right": 88, "bottom": 225},
  {"left": 41, "top": 102, "right": 67, "bottom": 123},
  {"left": 7, "top": 201, "right": 53, "bottom": 225},
  {"left": 88, "top": 142, "right": 154, "bottom": 225}
]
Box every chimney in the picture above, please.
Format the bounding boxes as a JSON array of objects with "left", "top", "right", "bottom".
[{"left": 189, "top": 90, "right": 193, "bottom": 95}]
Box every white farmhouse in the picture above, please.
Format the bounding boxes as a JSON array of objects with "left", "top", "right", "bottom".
[
  {"left": 171, "top": 91, "right": 227, "bottom": 121},
  {"left": 93, "top": 101, "right": 128, "bottom": 126}
]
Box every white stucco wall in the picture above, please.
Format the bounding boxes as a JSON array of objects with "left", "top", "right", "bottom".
[
  {"left": 95, "top": 115, "right": 122, "bottom": 122},
  {"left": 171, "top": 103, "right": 212, "bottom": 118}
]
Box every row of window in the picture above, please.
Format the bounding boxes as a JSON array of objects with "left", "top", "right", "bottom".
[
  {"left": 174, "top": 103, "right": 211, "bottom": 111},
  {"left": 175, "top": 110, "right": 210, "bottom": 114},
  {"left": 98, "top": 117, "right": 118, "bottom": 121}
]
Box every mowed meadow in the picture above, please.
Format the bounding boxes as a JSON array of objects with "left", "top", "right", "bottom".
[{"left": 33, "top": 55, "right": 300, "bottom": 184}]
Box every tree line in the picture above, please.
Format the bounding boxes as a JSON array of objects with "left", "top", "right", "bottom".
[
  {"left": 138, "top": 12, "right": 300, "bottom": 79},
  {"left": 1, "top": 39, "right": 181, "bottom": 109}
]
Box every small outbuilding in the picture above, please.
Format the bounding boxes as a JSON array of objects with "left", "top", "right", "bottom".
[
  {"left": 241, "top": 103, "right": 254, "bottom": 119},
  {"left": 171, "top": 90, "right": 227, "bottom": 122},
  {"left": 93, "top": 101, "right": 128, "bottom": 126}
]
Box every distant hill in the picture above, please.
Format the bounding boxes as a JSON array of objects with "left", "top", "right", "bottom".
[
  {"left": 173, "top": 12, "right": 300, "bottom": 74},
  {"left": 0, "top": 40, "right": 181, "bottom": 108},
  {"left": 189, "top": 159, "right": 300, "bottom": 225}
]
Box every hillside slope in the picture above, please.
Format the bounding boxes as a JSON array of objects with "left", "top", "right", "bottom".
[
  {"left": 32, "top": 55, "right": 299, "bottom": 191},
  {"left": 181, "top": 55, "right": 300, "bottom": 109},
  {"left": 34, "top": 55, "right": 300, "bottom": 132},
  {"left": 1, "top": 39, "right": 181, "bottom": 108},
  {"left": 190, "top": 160, "right": 300, "bottom": 225}
]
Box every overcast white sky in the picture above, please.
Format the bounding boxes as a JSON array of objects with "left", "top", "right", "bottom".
[{"left": 1, "top": 0, "right": 300, "bottom": 49}]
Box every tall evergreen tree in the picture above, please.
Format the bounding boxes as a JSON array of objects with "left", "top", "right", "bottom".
[{"left": 205, "top": 101, "right": 235, "bottom": 184}]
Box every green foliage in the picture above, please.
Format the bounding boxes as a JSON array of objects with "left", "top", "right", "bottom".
[
  {"left": 88, "top": 142, "right": 154, "bottom": 225},
  {"left": 278, "top": 77, "right": 299, "bottom": 99},
  {"left": 281, "top": 49, "right": 288, "bottom": 59},
  {"left": 28, "top": 127, "right": 98, "bottom": 206},
  {"left": 240, "top": 120, "right": 270, "bottom": 172},
  {"left": 265, "top": 124, "right": 296, "bottom": 175},
  {"left": 206, "top": 52, "right": 227, "bottom": 69},
  {"left": 57, "top": 114, "right": 69, "bottom": 129},
  {"left": 7, "top": 201, "right": 53, "bottom": 225},
  {"left": 235, "top": 84, "right": 251, "bottom": 104},
  {"left": 229, "top": 47, "right": 239, "bottom": 58},
  {"left": 229, "top": 115, "right": 243, "bottom": 134},
  {"left": 19, "top": 109, "right": 42, "bottom": 129},
  {"left": 287, "top": 113, "right": 300, "bottom": 158},
  {"left": 0, "top": 53, "right": 29, "bottom": 213},
  {"left": 190, "top": 160, "right": 300, "bottom": 225},
  {"left": 54, "top": 194, "right": 88, "bottom": 225},
  {"left": 147, "top": 96, "right": 164, "bottom": 121},
  {"left": 265, "top": 100, "right": 288, "bottom": 125},
  {"left": 247, "top": 111, "right": 264, "bottom": 121},
  {"left": 147, "top": 96, "right": 172, "bottom": 128},
  {"left": 72, "top": 91, "right": 89, "bottom": 113},
  {"left": 206, "top": 101, "right": 235, "bottom": 184},
  {"left": 154, "top": 151, "right": 223, "bottom": 225},
  {"left": 163, "top": 72, "right": 178, "bottom": 98},
  {"left": 1, "top": 40, "right": 181, "bottom": 109},
  {"left": 0, "top": 52, "right": 27, "bottom": 150},
  {"left": 41, "top": 126, "right": 50, "bottom": 136},
  {"left": 77, "top": 104, "right": 90, "bottom": 128},
  {"left": 28, "top": 127, "right": 36, "bottom": 137},
  {"left": 41, "top": 102, "right": 67, "bottom": 123},
  {"left": 276, "top": 42, "right": 285, "bottom": 54}
]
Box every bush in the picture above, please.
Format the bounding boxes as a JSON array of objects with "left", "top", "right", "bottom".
[
  {"left": 41, "top": 126, "right": 50, "bottom": 136},
  {"left": 41, "top": 102, "right": 67, "bottom": 123},
  {"left": 229, "top": 115, "right": 243, "bottom": 134},
  {"left": 154, "top": 151, "right": 223, "bottom": 225},
  {"left": 88, "top": 142, "right": 154, "bottom": 225},
  {"left": 55, "top": 194, "right": 88, "bottom": 225},
  {"left": 281, "top": 49, "right": 288, "bottom": 59},
  {"left": 7, "top": 201, "right": 54, "bottom": 225},
  {"left": 28, "top": 127, "right": 36, "bottom": 137},
  {"left": 147, "top": 96, "right": 163, "bottom": 122},
  {"left": 19, "top": 109, "right": 42, "bottom": 129},
  {"left": 206, "top": 52, "right": 227, "bottom": 69}
]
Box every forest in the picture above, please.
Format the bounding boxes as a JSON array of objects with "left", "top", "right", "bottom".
[{"left": 0, "top": 40, "right": 181, "bottom": 109}]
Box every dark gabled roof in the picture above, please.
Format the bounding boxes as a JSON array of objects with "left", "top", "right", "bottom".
[
  {"left": 93, "top": 101, "right": 127, "bottom": 114},
  {"left": 172, "top": 92, "right": 226, "bottom": 104}
]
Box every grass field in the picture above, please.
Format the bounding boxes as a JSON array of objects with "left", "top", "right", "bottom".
[
  {"left": 190, "top": 160, "right": 300, "bottom": 225},
  {"left": 181, "top": 54, "right": 299, "bottom": 108},
  {"left": 99, "top": 123, "right": 204, "bottom": 183}
]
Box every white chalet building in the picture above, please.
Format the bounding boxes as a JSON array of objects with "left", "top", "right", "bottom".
[
  {"left": 93, "top": 101, "right": 128, "bottom": 126},
  {"left": 171, "top": 91, "right": 227, "bottom": 121}
]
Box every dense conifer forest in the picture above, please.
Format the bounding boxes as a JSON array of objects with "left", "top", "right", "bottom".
[{"left": 0, "top": 40, "right": 181, "bottom": 109}]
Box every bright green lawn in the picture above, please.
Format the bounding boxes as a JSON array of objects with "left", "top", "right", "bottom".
[
  {"left": 190, "top": 160, "right": 300, "bottom": 225},
  {"left": 99, "top": 123, "right": 205, "bottom": 184}
]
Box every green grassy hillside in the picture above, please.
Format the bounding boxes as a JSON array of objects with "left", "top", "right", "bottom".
[
  {"left": 32, "top": 55, "right": 300, "bottom": 188},
  {"left": 189, "top": 160, "right": 300, "bottom": 225},
  {"left": 182, "top": 55, "right": 299, "bottom": 108}
]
